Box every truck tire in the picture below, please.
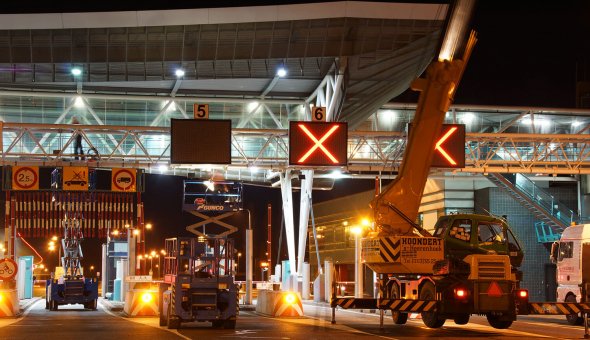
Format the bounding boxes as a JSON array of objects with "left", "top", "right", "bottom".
[
  {"left": 486, "top": 313, "right": 513, "bottom": 329},
  {"left": 223, "top": 319, "right": 236, "bottom": 329},
  {"left": 390, "top": 283, "right": 408, "bottom": 325},
  {"left": 566, "top": 295, "right": 583, "bottom": 325},
  {"left": 453, "top": 314, "right": 470, "bottom": 325},
  {"left": 159, "top": 299, "right": 168, "bottom": 327},
  {"left": 212, "top": 320, "right": 223, "bottom": 328},
  {"left": 91, "top": 299, "right": 98, "bottom": 310},
  {"left": 51, "top": 300, "right": 58, "bottom": 311},
  {"left": 419, "top": 282, "right": 445, "bottom": 328},
  {"left": 167, "top": 303, "right": 181, "bottom": 329}
]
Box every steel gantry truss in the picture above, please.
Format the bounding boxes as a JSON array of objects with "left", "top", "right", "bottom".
[{"left": 3, "top": 123, "right": 590, "bottom": 176}]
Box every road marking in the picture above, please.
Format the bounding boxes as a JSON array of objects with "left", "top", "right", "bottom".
[
  {"left": 299, "top": 305, "right": 397, "bottom": 339},
  {"left": 311, "top": 304, "right": 574, "bottom": 339},
  {"left": 99, "top": 300, "right": 190, "bottom": 340}
]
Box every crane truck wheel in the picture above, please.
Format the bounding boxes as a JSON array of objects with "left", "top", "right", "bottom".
[
  {"left": 453, "top": 314, "right": 470, "bottom": 325},
  {"left": 565, "top": 294, "right": 583, "bottom": 325},
  {"left": 167, "top": 303, "right": 181, "bottom": 329},
  {"left": 486, "top": 313, "right": 513, "bottom": 329},
  {"left": 223, "top": 319, "right": 237, "bottom": 329},
  {"left": 390, "top": 283, "right": 408, "bottom": 325},
  {"left": 159, "top": 300, "right": 168, "bottom": 326},
  {"left": 419, "top": 282, "right": 445, "bottom": 328}
]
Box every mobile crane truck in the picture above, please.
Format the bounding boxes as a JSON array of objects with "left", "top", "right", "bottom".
[
  {"left": 159, "top": 237, "right": 238, "bottom": 329},
  {"left": 331, "top": 0, "right": 528, "bottom": 329},
  {"left": 46, "top": 217, "right": 99, "bottom": 311}
]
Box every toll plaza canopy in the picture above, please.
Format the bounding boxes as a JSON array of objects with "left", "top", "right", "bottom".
[{"left": 0, "top": 1, "right": 449, "bottom": 129}]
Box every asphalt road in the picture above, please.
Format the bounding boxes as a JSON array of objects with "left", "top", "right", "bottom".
[{"left": 0, "top": 299, "right": 587, "bottom": 339}]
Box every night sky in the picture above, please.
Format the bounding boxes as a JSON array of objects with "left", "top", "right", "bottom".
[{"left": 6, "top": 1, "right": 590, "bottom": 279}]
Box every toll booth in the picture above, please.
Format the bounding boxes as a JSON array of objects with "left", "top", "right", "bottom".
[
  {"left": 17, "top": 256, "right": 33, "bottom": 299},
  {"left": 101, "top": 240, "right": 128, "bottom": 298}
]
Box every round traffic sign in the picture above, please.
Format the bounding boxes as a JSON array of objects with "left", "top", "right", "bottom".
[
  {"left": 13, "top": 167, "right": 38, "bottom": 190},
  {"left": 112, "top": 169, "right": 135, "bottom": 191},
  {"left": 0, "top": 258, "right": 18, "bottom": 281}
]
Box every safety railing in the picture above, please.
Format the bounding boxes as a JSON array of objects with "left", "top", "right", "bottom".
[
  {"left": 534, "top": 221, "right": 562, "bottom": 243},
  {"left": 513, "top": 174, "right": 577, "bottom": 227}
]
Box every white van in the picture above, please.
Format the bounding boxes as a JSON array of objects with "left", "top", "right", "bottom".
[{"left": 550, "top": 224, "right": 590, "bottom": 325}]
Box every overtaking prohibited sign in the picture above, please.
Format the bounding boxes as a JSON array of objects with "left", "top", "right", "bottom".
[
  {"left": 12, "top": 166, "right": 39, "bottom": 190},
  {"left": 112, "top": 168, "right": 136, "bottom": 192}
]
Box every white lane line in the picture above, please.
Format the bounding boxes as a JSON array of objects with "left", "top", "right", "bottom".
[
  {"left": 299, "top": 305, "right": 398, "bottom": 339},
  {"left": 516, "top": 320, "right": 584, "bottom": 330},
  {"left": 99, "top": 300, "right": 189, "bottom": 340},
  {"left": 311, "top": 305, "right": 571, "bottom": 339}
]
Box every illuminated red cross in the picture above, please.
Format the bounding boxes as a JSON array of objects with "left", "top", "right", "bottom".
[
  {"left": 435, "top": 126, "right": 458, "bottom": 165},
  {"left": 297, "top": 124, "right": 340, "bottom": 163}
]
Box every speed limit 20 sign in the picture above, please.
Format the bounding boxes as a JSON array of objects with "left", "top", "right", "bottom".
[{"left": 12, "top": 166, "right": 39, "bottom": 190}]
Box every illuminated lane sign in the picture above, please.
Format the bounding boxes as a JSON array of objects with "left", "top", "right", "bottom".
[
  {"left": 289, "top": 121, "right": 348, "bottom": 166},
  {"left": 431, "top": 124, "right": 465, "bottom": 168}
]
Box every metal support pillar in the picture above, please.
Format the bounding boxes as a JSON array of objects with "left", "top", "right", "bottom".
[
  {"left": 297, "top": 169, "right": 313, "bottom": 274},
  {"left": 355, "top": 234, "right": 363, "bottom": 298},
  {"left": 245, "top": 228, "right": 253, "bottom": 304},
  {"left": 279, "top": 170, "right": 297, "bottom": 275}
]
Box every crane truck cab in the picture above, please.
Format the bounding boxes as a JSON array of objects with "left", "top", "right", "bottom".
[
  {"left": 550, "top": 223, "right": 590, "bottom": 325},
  {"left": 433, "top": 214, "right": 524, "bottom": 270}
]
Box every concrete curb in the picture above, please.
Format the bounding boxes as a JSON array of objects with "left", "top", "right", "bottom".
[
  {"left": 100, "top": 298, "right": 124, "bottom": 312},
  {"left": 239, "top": 304, "right": 256, "bottom": 311},
  {"left": 19, "top": 297, "right": 42, "bottom": 314}
]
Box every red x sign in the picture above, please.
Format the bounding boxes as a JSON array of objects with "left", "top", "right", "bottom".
[
  {"left": 431, "top": 124, "right": 465, "bottom": 168},
  {"left": 289, "top": 121, "right": 348, "bottom": 166}
]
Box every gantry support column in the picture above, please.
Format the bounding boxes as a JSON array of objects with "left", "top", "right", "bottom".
[
  {"left": 279, "top": 170, "right": 297, "bottom": 277},
  {"left": 296, "top": 169, "right": 314, "bottom": 275}
]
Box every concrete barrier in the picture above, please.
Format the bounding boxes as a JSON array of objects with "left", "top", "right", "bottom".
[
  {"left": 0, "top": 289, "right": 19, "bottom": 317},
  {"left": 256, "top": 290, "right": 303, "bottom": 317},
  {"left": 123, "top": 289, "right": 159, "bottom": 317}
]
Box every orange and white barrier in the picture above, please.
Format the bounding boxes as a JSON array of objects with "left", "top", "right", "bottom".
[
  {"left": 273, "top": 292, "right": 303, "bottom": 317},
  {"left": 0, "top": 289, "right": 19, "bottom": 317},
  {"left": 256, "top": 290, "right": 303, "bottom": 317},
  {"left": 124, "top": 289, "right": 159, "bottom": 317}
]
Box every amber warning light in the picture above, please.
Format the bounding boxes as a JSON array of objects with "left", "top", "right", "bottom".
[{"left": 289, "top": 121, "right": 348, "bottom": 166}]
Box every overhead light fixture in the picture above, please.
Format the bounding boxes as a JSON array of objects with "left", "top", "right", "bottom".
[
  {"left": 175, "top": 69, "right": 185, "bottom": 78},
  {"left": 572, "top": 120, "right": 583, "bottom": 127},
  {"left": 204, "top": 179, "right": 215, "bottom": 191},
  {"left": 250, "top": 166, "right": 259, "bottom": 174},
  {"left": 276, "top": 68, "right": 287, "bottom": 77},
  {"left": 461, "top": 112, "right": 475, "bottom": 124},
  {"left": 74, "top": 96, "right": 85, "bottom": 108},
  {"left": 71, "top": 68, "right": 82, "bottom": 76},
  {"left": 247, "top": 101, "right": 259, "bottom": 112},
  {"left": 327, "top": 170, "right": 345, "bottom": 179},
  {"left": 166, "top": 101, "right": 177, "bottom": 112},
  {"left": 158, "top": 164, "right": 168, "bottom": 173}
]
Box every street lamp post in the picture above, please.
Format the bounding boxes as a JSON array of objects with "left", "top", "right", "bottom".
[
  {"left": 149, "top": 255, "right": 153, "bottom": 276},
  {"left": 351, "top": 226, "right": 363, "bottom": 298},
  {"left": 237, "top": 252, "right": 242, "bottom": 276}
]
